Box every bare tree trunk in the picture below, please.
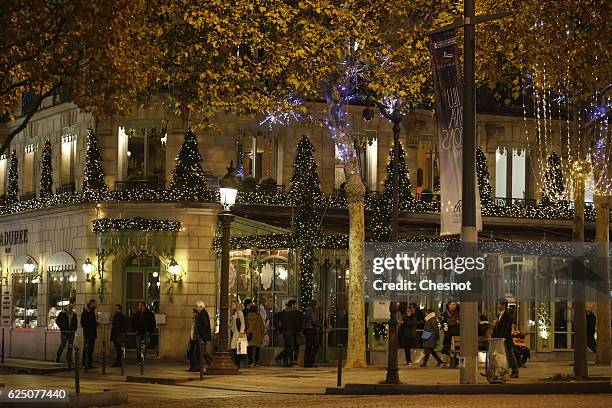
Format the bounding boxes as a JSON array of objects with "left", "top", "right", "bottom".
[{"left": 594, "top": 194, "right": 611, "bottom": 365}]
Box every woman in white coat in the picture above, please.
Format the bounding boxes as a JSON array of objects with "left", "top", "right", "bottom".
[{"left": 229, "top": 300, "right": 246, "bottom": 367}]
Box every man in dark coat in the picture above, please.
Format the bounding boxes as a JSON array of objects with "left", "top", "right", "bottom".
[
  {"left": 492, "top": 298, "right": 519, "bottom": 377},
  {"left": 586, "top": 304, "right": 597, "bottom": 353},
  {"left": 440, "top": 301, "right": 460, "bottom": 356},
  {"left": 132, "top": 301, "right": 157, "bottom": 365},
  {"left": 399, "top": 305, "right": 418, "bottom": 365},
  {"left": 80, "top": 299, "right": 98, "bottom": 369},
  {"left": 274, "top": 300, "right": 303, "bottom": 366},
  {"left": 191, "top": 301, "right": 213, "bottom": 371},
  {"left": 110, "top": 304, "right": 129, "bottom": 367},
  {"left": 55, "top": 303, "right": 77, "bottom": 363}
]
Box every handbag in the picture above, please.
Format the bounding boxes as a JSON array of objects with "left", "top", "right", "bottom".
[
  {"left": 236, "top": 336, "right": 248, "bottom": 355},
  {"left": 421, "top": 330, "right": 433, "bottom": 340}
]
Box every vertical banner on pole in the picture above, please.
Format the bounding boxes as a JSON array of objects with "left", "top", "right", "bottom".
[{"left": 428, "top": 30, "right": 482, "bottom": 236}]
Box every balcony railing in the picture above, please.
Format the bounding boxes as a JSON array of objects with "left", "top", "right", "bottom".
[
  {"left": 56, "top": 183, "right": 76, "bottom": 195},
  {"left": 494, "top": 197, "right": 537, "bottom": 208},
  {"left": 115, "top": 179, "right": 161, "bottom": 191},
  {"left": 20, "top": 192, "right": 36, "bottom": 201}
]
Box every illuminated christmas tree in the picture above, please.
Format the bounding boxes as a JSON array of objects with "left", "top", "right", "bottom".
[
  {"left": 5, "top": 150, "right": 18, "bottom": 205},
  {"left": 168, "top": 129, "right": 208, "bottom": 200},
  {"left": 289, "top": 135, "right": 322, "bottom": 305},
  {"left": 40, "top": 139, "right": 53, "bottom": 198},
  {"left": 82, "top": 128, "right": 109, "bottom": 197},
  {"left": 477, "top": 146, "right": 494, "bottom": 208},
  {"left": 370, "top": 142, "right": 412, "bottom": 242},
  {"left": 540, "top": 152, "right": 565, "bottom": 206}
]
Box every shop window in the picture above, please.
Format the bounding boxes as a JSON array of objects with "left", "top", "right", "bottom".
[
  {"left": 47, "top": 272, "right": 77, "bottom": 329},
  {"left": 23, "top": 144, "right": 37, "bottom": 193},
  {"left": 335, "top": 130, "right": 377, "bottom": 190},
  {"left": 236, "top": 130, "right": 278, "bottom": 181},
  {"left": 0, "top": 153, "right": 7, "bottom": 194},
  {"left": 118, "top": 126, "right": 167, "bottom": 185},
  {"left": 12, "top": 274, "right": 38, "bottom": 329},
  {"left": 60, "top": 129, "right": 77, "bottom": 186},
  {"left": 495, "top": 147, "right": 527, "bottom": 199}
]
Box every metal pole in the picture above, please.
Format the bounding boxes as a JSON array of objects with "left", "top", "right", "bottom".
[
  {"left": 207, "top": 213, "right": 239, "bottom": 375},
  {"left": 337, "top": 344, "right": 343, "bottom": 387},
  {"left": 120, "top": 343, "right": 125, "bottom": 376},
  {"left": 460, "top": 0, "right": 479, "bottom": 385},
  {"left": 74, "top": 346, "right": 81, "bottom": 395},
  {"left": 391, "top": 113, "right": 401, "bottom": 242},
  {"left": 67, "top": 336, "right": 73, "bottom": 369},
  {"left": 385, "top": 301, "right": 400, "bottom": 384},
  {"left": 1, "top": 327, "right": 4, "bottom": 364}
]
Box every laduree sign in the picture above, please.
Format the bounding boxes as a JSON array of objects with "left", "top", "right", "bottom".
[{"left": 0, "top": 229, "right": 28, "bottom": 247}]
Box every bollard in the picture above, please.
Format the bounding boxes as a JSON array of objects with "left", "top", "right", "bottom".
[
  {"left": 120, "top": 343, "right": 125, "bottom": 376},
  {"left": 337, "top": 344, "right": 343, "bottom": 387},
  {"left": 83, "top": 340, "right": 89, "bottom": 373},
  {"left": 67, "top": 338, "right": 73, "bottom": 369},
  {"left": 74, "top": 346, "right": 81, "bottom": 395},
  {"left": 1, "top": 327, "right": 5, "bottom": 364},
  {"left": 139, "top": 339, "right": 145, "bottom": 375},
  {"left": 199, "top": 340, "right": 204, "bottom": 381}
]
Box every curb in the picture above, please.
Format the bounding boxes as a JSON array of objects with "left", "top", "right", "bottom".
[
  {"left": 327, "top": 381, "right": 612, "bottom": 395},
  {"left": 1, "top": 390, "right": 128, "bottom": 408}
]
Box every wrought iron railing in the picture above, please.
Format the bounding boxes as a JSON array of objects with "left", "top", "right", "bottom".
[
  {"left": 115, "top": 179, "right": 161, "bottom": 191},
  {"left": 19, "top": 192, "right": 36, "bottom": 201},
  {"left": 56, "top": 183, "right": 76, "bottom": 195}
]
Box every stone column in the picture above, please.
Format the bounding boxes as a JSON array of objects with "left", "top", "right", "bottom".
[
  {"left": 594, "top": 194, "right": 611, "bottom": 365},
  {"left": 572, "top": 171, "right": 587, "bottom": 378}
]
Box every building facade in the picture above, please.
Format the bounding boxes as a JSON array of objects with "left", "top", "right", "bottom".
[{"left": 0, "top": 96, "right": 608, "bottom": 364}]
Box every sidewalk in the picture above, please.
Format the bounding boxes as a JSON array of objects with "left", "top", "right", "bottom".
[{"left": 40, "top": 360, "right": 612, "bottom": 394}]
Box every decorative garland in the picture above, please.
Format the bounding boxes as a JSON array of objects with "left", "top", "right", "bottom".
[{"left": 92, "top": 217, "right": 182, "bottom": 234}]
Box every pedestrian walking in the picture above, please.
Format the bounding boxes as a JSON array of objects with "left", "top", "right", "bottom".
[
  {"left": 229, "top": 299, "right": 245, "bottom": 367},
  {"left": 55, "top": 303, "right": 77, "bottom": 363},
  {"left": 274, "top": 300, "right": 302, "bottom": 366},
  {"left": 492, "top": 298, "right": 519, "bottom": 378},
  {"left": 586, "top": 304, "right": 597, "bottom": 353},
  {"left": 190, "top": 301, "right": 213, "bottom": 371},
  {"left": 303, "top": 299, "right": 322, "bottom": 367},
  {"left": 132, "top": 301, "right": 156, "bottom": 366},
  {"left": 110, "top": 304, "right": 128, "bottom": 367},
  {"left": 440, "top": 301, "right": 460, "bottom": 356},
  {"left": 80, "top": 299, "right": 98, "bottom": 369},
  {"left": 399, "top": 305, "right": 418, "bottom": 365},
  {"left": 186, "top": 308, "right": 198, "bottom": 372},
  {"left": 420, "top": 309, "right": 444, "bottom": 367},
  {"left": 245, "top": 303, "right": 265, "bottom": 367}
]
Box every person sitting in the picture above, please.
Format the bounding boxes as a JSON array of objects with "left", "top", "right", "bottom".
[{"left": 511, "top": 324, "right": 530, "bottom": 367}]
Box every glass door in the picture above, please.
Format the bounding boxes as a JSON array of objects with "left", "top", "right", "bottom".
[
  {"left": 124, "top": 256, "right": 161, "bottom": 352},
  {"left": 553, "top": 301, "right": 573, "bottom": 350}
]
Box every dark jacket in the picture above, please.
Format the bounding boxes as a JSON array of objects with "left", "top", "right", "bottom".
[
  {"left": 132, "top": 308, "right": 157, "bottom": 334},
  {"left": 303, "top": 308, "right": 321, "bottom": 331},
  {"left": 275, "top": 307, "right": 302, "bottom": 333},
  {"left": 586, "top": 312, "right": 596, "bottom": 339},
  {"left": 492, "top": 308, "right": 513, "bottom": 340},
  {"left": 111, "top": 312, "right": 129, "bottom": 343},
  {"left": 195, "top": 309, "right": 212, "bottom": 342},
  {"left": 399, "top": 314, "right": 418, "bottom": 347},
  {"left": 422, "top": 313, "right": 440, "bottom": 348},
  {"left": 80, "top": 307, "right": 98, "bottom": 339},
  {"left": 56, "top": 310, "right": 77, "bottom": 332},
  {"left": 441, "top": 308, "right": 460, "bottom": 337}
]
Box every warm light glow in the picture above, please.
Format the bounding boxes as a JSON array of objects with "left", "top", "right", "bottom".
[
  {"left": 82, "top": 258, "right": 94, "bottom": 275},
  {"left": 219, "top": 187, "right": 237, "bottom": 210},
  {"left": 23, "top": 258, "right": 36, "bottom": 273}
]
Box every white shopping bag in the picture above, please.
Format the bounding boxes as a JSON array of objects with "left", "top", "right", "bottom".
[{"left": 236, "top": 336, "right": 248, "bottom": 355}]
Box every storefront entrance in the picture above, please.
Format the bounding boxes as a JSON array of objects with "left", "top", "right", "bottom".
[{"left": 124, "top": 255, "right": 161, "bottom": 353}]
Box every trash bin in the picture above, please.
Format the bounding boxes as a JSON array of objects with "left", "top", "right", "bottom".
[{"left": 485, "top": 338, "right": 509, "bottom": 383}]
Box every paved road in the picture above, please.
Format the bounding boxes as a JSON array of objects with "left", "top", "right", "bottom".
[{"left": 113, "top": 394, "right": 612, "bottom": 408}]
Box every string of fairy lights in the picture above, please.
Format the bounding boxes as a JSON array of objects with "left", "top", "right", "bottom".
[{"left": 92, "top": 217, "right": 182, "bottom": 234}]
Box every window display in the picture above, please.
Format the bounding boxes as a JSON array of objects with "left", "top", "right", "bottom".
[
  {"left": 12, "top": 274, "right": 38, "bottom": 329},
  {"left": 47, "top": 272, "right": 77, "bottom": 330}
]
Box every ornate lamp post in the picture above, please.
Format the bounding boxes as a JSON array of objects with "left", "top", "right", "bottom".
[
  {"left": 385, "top": 301, "right": 400, "bottom": 384},
  {"left": 207, "top": 161, "right": 240, "bottom": 375}
]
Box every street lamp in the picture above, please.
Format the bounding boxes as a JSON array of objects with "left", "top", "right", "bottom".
[
  {"left": 23, "top": 258, "right": 36, "bottom": 273},
  {"left": 168, "top": 258, "right": 183, "bottom": 283},
  {"left": 83, "top": 258, "right": 95, "bottom": 282},
  {"left": 207, "top": 161, "right": 240, "bottom": 375},
  {"left": 385, "top": 301, "right": 400, "bottom": 384}
]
